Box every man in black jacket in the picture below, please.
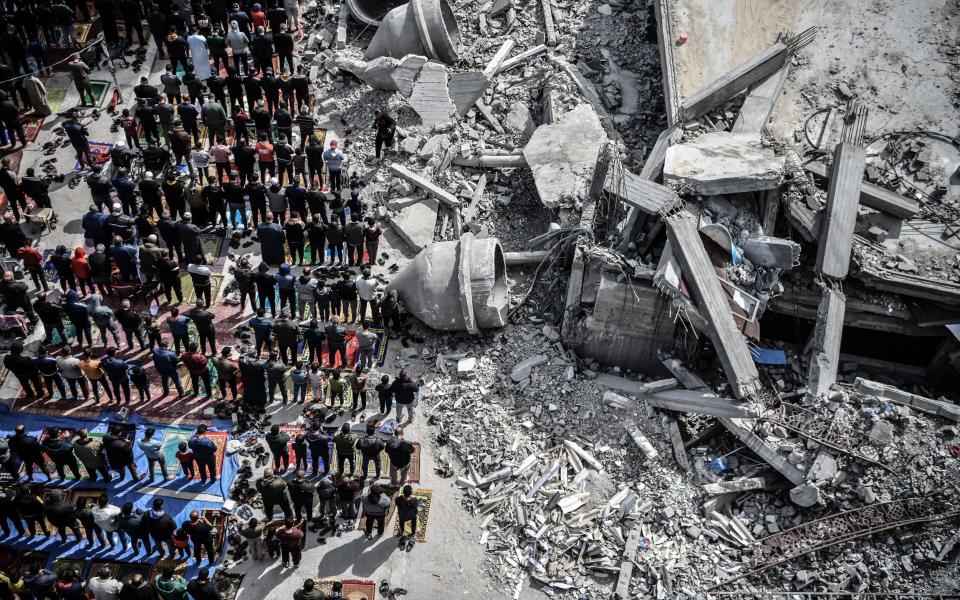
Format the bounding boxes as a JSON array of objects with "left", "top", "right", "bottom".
[
  {"left": 142, "top": 498, "right": 176, "bottom": 557},
  {"left": 43, "top": 489, "right": 81, "bottom": 541},
  {"left": 187, "top": 300, "right": 217, "bottom": 355},
  {"left": 233, "top": 142, "right": 257, "bottom": 188},
  {"left": 117, "top": 502, "right": 148, "bottom": 553},
  {"left": 287, "top": 470, "right": 316, "bottom": 521},
  {"left": 274, "top": 24, "right": 295, "bottom": 74},
  {"left": 3, "top": 343, "right": 42, "bottom": 399},
  {"left": 8, "top": 424, "right": 47, "bottom": 481},
  {"left": 116, "top": 299, "right": 147, "bottom": 350},
  {"left": 182, "top": 511, "right": 216, "bottom": 564},
  {"left": 33, "top": 292, "right": 67, "bottom": 346},
  {"left": 242, "top": 70, "right": 263, "bottom": 115},
  {"left": 356, "top": 424, "right": 385, "bottom": 480},
  {"left": 104, "top": 425, "right": 143, "bottom": 482},
  {"left": 386, "top": 427, "right": 415, "bottom": 485},
  {"left": 0, "top": 270, "right": 36, "bottom": 323},
  {"left": 373, "top": 109, "right": 396, "bottom": 159}
]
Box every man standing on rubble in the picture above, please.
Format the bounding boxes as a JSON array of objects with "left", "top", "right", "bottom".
[{"left": 372, "top": 109, "right": 395, "bottom": 161}]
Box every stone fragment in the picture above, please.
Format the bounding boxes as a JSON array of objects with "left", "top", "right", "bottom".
[
  {"left": 869, "top": 420, "right": 894, "bottom": 445},
  {"left": 387, "top": 198, "right": 439, "bottom": 253},
  {"left": 522, "top": 104, "right": 607, "bottom": 209},
  {"left": 806, "top": 452, "right": 837, "bottom": 483},
  {"left": 457, "top": 357, "right": 477, "bottom": 378},
  {"left": 391, "top": 55, "right": 429, "bottom": 97},
  {"left": 419, "top": 134, "right": 449, "bottom": 159},
  {"left": 504, "top": 102, "right": 536, "bottom": 143},
  {"left": 408, "top": 62, "right": 456, "bottom": 128},
  {"left": 663, "top": 132, "right": 784, "bottom": 195},
  {"left": 400, "top": 136, "right": 422, "bottom": 154},
  {"left": 360, "top": 56, "right": 402, "bottom": 90},
  {"left": 789, "top": 483, "right": 820, "bottom": 507},
  {"left": 448, "top": 71, "right": 490, "bottom": 116},
  {"left": 511, "top": 354, "right": 548, "bottom": 382}
]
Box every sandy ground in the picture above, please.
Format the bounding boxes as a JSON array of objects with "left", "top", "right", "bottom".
[{"left": 666, "top": 0, "right": 960, "bottom": 142}]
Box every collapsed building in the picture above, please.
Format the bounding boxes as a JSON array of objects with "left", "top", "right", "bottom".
[{"left": 306, "top": 0, "right": 960, "bottom": 595}]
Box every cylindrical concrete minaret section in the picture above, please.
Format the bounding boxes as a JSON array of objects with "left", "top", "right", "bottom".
[
  {"left": 385, "top": 233, "right": 508, "bottom": 333},
  {"left": 364, "top": 0, "right": 461, "bottom": 64},
  {"left": 346, "top": 0, "right": 408, "bottom": 25}
]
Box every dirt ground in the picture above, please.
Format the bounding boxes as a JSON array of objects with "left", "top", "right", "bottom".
[{"left": 667, "top": 0, "right": 960, "bottom": 143}]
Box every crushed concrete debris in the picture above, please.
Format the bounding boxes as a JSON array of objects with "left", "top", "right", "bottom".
[{"left": 663, "top": 132, "right": 785, "bottom": 195}]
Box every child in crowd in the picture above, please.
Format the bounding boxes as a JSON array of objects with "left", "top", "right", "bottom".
[
  {"left": 176, "top": 442, "right": 196, "bottom": 479},
  {"left": 375, "top": 375, "right": 391, "bottom": 415},
  {"left": 129, "top": 361, "right": 150, "bottom": 403},
  {"left": 292, "top": 434, "right": 307, "bottom": 472},
  {"left": 172, "top": 528, "right": 191, "bottom": 559},
  {"left": 308, "top": 363, "right": 324, "bottom": 402},
  {"left": 328, "top": 370, "right": 344, "bottom": 407}
]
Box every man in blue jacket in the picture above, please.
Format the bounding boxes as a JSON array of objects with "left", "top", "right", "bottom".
[
  {"left": 82, "top": 204, "right": 109, "bottom": 247},
  {"left": 101, "top": 346, "right": 132, "bottom": 404},
  {"left": 322, "top": 139, "right": 344, "bottom": 192},
  {"left": 248, "top": 308, "right": 274, "bottom": 356},
  {"left": 188, "top": 424, "right": 218, "bottom": 484},
  {"left": 152, "top": 340, "right": 185, "bottom": 398}
]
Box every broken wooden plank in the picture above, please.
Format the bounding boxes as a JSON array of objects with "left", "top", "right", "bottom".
[
  {"left": 389, "top": 163, "right": 460, "bottom": 209},
  {"left": 605, "top": 167, "right": 680, "bottom": 215},
  {"left": 614, "top": 526, "right": 644, "bottom": 599},
  {"left": 617, "top": 125, "right": 681, "bottom": 251},
  {"left": 496, "top": 44, "right": 547, "bottom": 74},
  {"left": 540, "top": 0, "right": 556, "bottom": 46},
  {"left": 463, "top": 173, "right": 486, "bottom": 223},
  {"left": 474, "top": 100, "right": 505, "bottom": 134},
  {"left": 336, "top": 0, "right": 349, "bottom": 49},
  {"left": 451, "top": 154, "right": 526, "bottom": 168},
  {"left": 666, "top": 417, "right": 690, "bottom": 472}
]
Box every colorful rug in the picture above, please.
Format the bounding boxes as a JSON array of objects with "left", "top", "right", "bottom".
[
  {"left": 317, "top": 579, "right": 376, "bottom": 600},
  {"left": 38, "top": 427, "right": 107, "bottom": 479},
  {"left": 148, "top": 558, "right": 188, "bottom": 582},
  {"left": 52, "top": 558, "right": 86, "bottom": 579},
  {"left": 74, "top": 141, "right": 113, "bottom": 171},
  {"left": 23, "top": 118, "right": 44, "bottom": 143},
  {"left": 89, "top": 560, "right": 153, "bottom": 585},
  {"left": 156, "top": 428, "right": 227, "bottom": 479},
  {"left": 394, "top": 487, "right": 431, "bottom": 543},
  {"left": 184, "top": 273, "right": 225, "bottom": 305}
]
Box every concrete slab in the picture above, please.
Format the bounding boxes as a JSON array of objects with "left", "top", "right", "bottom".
[
  {"left": 419, "top": 134, "right": 449, "bottom": 159},
  {"left": 522, "top": 104, "right": 608, "bottom": 209},
  {"left": 504, "top": 102, "right": 535, "bottom": 143},
  {"left": 361, "top": 56, "right": 402, "bottom": 89},
  {"left": 408, "top": 62, "right": 456, "bottom": 128},
  {"left": 388, "top": 197, "right": 439, "bottom": 253},
  {"left": 448, "top": 70, "right": 489, "bottom": 116},
  {"left": 815, "top": 143, "right": 866, "bottom": 279},
  {"left": 741, "top": 235, "right": 801, "bottom": 269},
  {"left": 663, "top": 132, "right": 784, "bottom": 195},
  {"left": 806, "top": 287, "right": 846, "bottom": 397},
  {"left": 390, "top": 54, "right": 428, "bottom": 97}
]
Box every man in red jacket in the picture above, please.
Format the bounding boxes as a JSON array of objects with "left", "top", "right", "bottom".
[
  {"left": 17, "top": 245, "right": 48, "bottom": 292},
  {"left": 180, "top": 341, "right": 213, "bottom": 398}
]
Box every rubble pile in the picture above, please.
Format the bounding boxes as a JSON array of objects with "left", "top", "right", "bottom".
[{"left": 299, "top": 0, "right": 960, "bottom": 595}]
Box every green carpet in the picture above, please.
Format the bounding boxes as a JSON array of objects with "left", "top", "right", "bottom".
[{"left": 90, "top": 80, "right": 111, "bottom": 107}]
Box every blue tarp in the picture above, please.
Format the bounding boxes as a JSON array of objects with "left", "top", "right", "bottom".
[{"left": 0, "top": 404, "right": 235, "bottom": 577}]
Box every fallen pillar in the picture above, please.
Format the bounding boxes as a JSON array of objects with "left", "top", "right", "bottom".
[
  {"left": 604, "top": 166, "right": 680, "bottom": 215},
  {"left": 805, "top": 161, "right": 920, "bottom": 219},
  {"left": 502, "top": 250, "right": 550, "bottom": 266},
  {"left": 718, "top": 418, "right": 806, "bottom": 486},
  {"left": 665, "top": 212, "right": 761, "bottom": 399},
  {"left": 451, "top": 154, "right": 526, "bottom": 168},
  {"left": 680, "top": 42, "right": 787, "bottom": 121},
  {"left": 495, "top": 44, "right": 547, "bottom": 74},
  {"left": 731, "top": 66, "right": 790, "bottom": 135},
  {"left": 853, "top": 378, "right": 960, "bottom": 422},
  {"left": 815, "top": 143, "right": 867, "bottom": 279},
  {"left": 389, "top": 163, "right": 460, "bottom": 209},
  {"left": 346, "top": 0, "right": 407, "bottom": 25},
  {"left": 365, "top": 0, "right": 461, "bottom": 64},
  {"left": 336, "top": 0, "right": 350, "bottom": 49},
  {"left": 641, "top": 389, "right": 757, "bottom": 418},
  {"left": 663, "top": 132, "right": 784, "bottom": 195},
  {"left": 806, "top": 286, "right": 846, "bottom": 397},
  {"left": 482, "top": 39, "right": 515, "bottom": 78},
  {"left": 385, "top": 232, "right": 508, "bottom": 333}
]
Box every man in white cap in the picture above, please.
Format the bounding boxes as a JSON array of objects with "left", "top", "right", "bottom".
[
  {"left": 139, "top": 235, "right": 167, "bottom": 283},
  {"left": 322, "top": 138, "right": 344, "bottom": 193}
]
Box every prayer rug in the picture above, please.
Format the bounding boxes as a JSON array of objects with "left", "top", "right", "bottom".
[
  {"left": 317, "top": 579, "right": 376, "bottom": 600},
  {"left": 75, "top": 23, "right": 93, "bottom": 44},
  {"left": 47, "top": 88, "right": 66, "bottom": 114},
  {"left": 393, "top": 487, "right": 431, "bottom": 543},
  {"left": 356, "top": 487, "right": 399, "bottom": 532},
  {"left": 38, "top": 427, "right": 108, "bottom": 479},
  {"left": 52, "top": 558, "right": 87, "bottom": 579},
  {"left": 1, "top": 549, "right": 49, "bottom": 575},
  {"left": 326, "top": 440, "right": 420, "bottom": 484},
  {"left": 185, "top": 273, "right": 224, "bottom": 305},
  {"left": 157, "top": 428, "right": 227, "bottom": 479},
  {"left": 90, "top": 80, "right": 112, "bottom": 107},
  {"left": 200, "top": 233, "right": 226, "bottom": 265},
  {"left": 23, "top": 118, "right": 44, "bottom": 143},
  {"left": 89, "top": 560, "right": 153, "bottom": 585},
  {"left": 148, "top": 558, "right": 188, "bottom": 582},
  {"left": 305, "top": 327, "right": 388, "bottom": 371},
  {"left": 74, "top": 141, "right": 113, "bottom": 171}
]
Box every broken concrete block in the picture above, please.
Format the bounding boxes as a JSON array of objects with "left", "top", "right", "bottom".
[
  {"left": 869, "top": 420, "right": 894, "bottom": 445},
  {"left": 448, "top": 71, "right": 490, "bottom": 116},
  {"left": 504, "top": 102, "right": 536, "bottom": 143},
  {"left": 663, "top": 132, "right": 784, "bottom": 195},
  {"left": 387, "top": 197, "right": 439, "bottom": 253},
  {"left": 390, "top": 54, "right": 428, "bottom": 97},
  {"left": 806, "top": 452, "right": 837, "bottom": 483},
  {"left": 741, "top": 235, "right": 801, "bottom": 269},
  {"left": 602, "top": 390, "right": 636, "bottom": 409},
  {"left": 522, "top": 104, "right": 607, "bottom": 209},
  {"left": 511, "top": 354, "right": 548, "bottom": 382},
  {"left": 387, "top": 196, "right": 423, "bottom": 211},
  {"left": 399, "top": 136, "right": 422, "bottom": 154},
  {"left": 408, "top": 62, "right": 456, "bottom": 128},
  {"left": 702, "top": 477, "right": 765, "bottom": 495},
  {"left": 457, "top": 357, "right": 477, "bottom": 378},
  {"left": 419, "top": 134, "right": 448, "bottom": 160},
  {"left": 360, "top": 56, "right": 402, "bottom": 90},
  {"left": 789, "top": 483, "right": 820, "bottom": 507}
]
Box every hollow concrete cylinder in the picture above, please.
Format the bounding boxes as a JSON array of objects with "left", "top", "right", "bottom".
[
  {"left": 346, "top": 0, "right": 408, "bottom": 26},
  {"left": 385, "top": 233, "right": 508, "bottom": 333},
  {"left": 364, "top": 0, "right": 461, "bottom": 64}
]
